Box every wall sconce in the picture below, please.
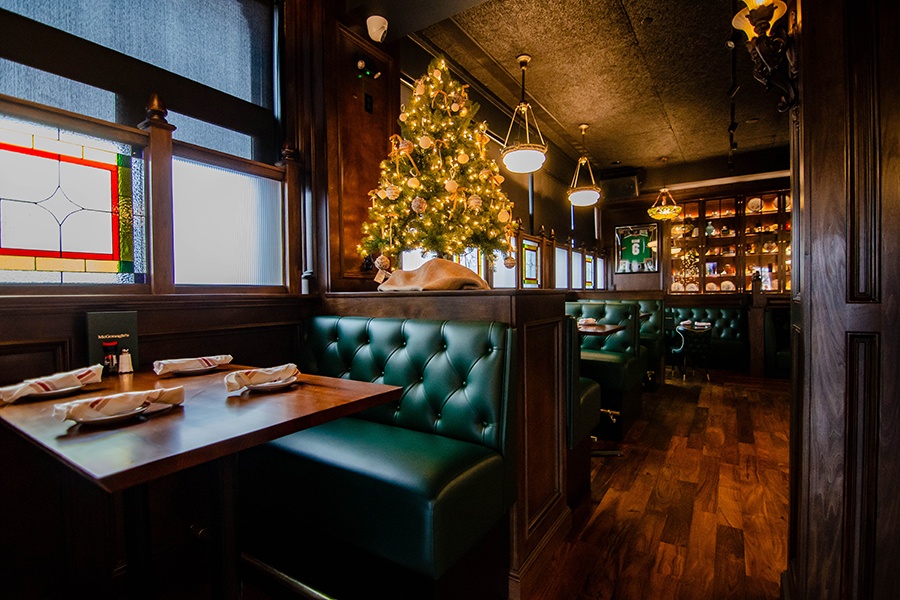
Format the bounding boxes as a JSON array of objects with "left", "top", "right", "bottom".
[
  {"left": 501, "top": 54, "right": 547, "bottom": 174},
  {"left": 732, "top": 0, "right": 796, "bottom": 111},
  {"left": 568, "top": 124, "right": 601, "bottom": 207}
]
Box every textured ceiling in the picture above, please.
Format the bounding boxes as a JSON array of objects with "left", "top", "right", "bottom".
[{"left": 364, "top": 0, "right": 791, "bottom": 174}]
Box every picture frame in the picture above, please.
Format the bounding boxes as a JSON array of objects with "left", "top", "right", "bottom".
[{"left": 615, "top": 223, "right": 659, "bottom": 273}]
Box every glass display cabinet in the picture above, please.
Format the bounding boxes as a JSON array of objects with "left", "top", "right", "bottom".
[{"left": 668, "top": 191, "right": 791, "bottom": 294}]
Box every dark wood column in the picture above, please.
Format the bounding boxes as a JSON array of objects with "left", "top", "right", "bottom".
[{"left": 785, "top": 0, "right": 900, "bottom": 598}]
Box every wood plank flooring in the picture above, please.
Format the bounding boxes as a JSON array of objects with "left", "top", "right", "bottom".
[{"left": 533, "top": 371, "right": 790, "bottom": 600}]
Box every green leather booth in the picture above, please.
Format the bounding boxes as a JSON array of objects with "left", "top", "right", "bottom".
[
  {"left": 241, "top": 316, "right": 517, "bottom": 589},
  {"left": 664, "top": 306, "right": 749, "bottom": 370},
  {"left": 565, "top": 301, "right": 644, "bottom": 439},
  {"left": 636, "top": 299, "right": 665, "bottom": 385}
]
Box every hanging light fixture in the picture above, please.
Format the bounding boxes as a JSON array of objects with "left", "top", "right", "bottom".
[
  {"left": 647, "top": 158, "right": 682, "bottom": 221},
  {"left": 501, "top": 54, "right": 547, "bottom": 174},
  {"left": 731, "top": 0, "right": 796, "bottom": 111},
  {"left": 567, "top": 124, "right": 601, "bottom": 207},
  {"left": 647, "top": 188, "right": 682, "bottom": 221}
]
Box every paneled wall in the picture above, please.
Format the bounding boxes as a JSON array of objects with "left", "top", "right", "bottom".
[{"left": 785, "top": 0, "right": 900, "bottom": 598}]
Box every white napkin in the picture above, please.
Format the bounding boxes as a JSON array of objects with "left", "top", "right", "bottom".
[
  {"left": 52, "top": 386, "right": 184, "bottom": 422},
  {"left": 153, "top": 355, "right": 233, "bottom": 376},
  {"left": 224, "top": 364, "right": 300, "bottom": 392},
  {"left": 0, "top": 365, "right": 103, "bottom": 404},
  {"left": 694, "top": 322, "right": 712, "bottom": 328},
  {"left": 680, "top": 320, "right": 692, "bottom": 326}
]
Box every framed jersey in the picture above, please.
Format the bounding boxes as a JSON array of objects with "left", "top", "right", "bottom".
[{"left": 615, "top": 223, "right": 659, "bottom": 273}]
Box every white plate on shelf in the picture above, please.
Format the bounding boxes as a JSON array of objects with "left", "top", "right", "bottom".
[
  {"left": 706, "top": 282, "right": 719, "bottom": 292},
  {"left": 671, "top": 282, "right": 684, "bottom": 292},
  {"left": 28, "top": 384, "right": 84, "bottom": 399},
  {"left": 721, "top": 280, "right": 736, "bottom": 291},
  {"left": 685, "top": 283, "right": 699, "bottom": 292},
  {"left": 785, "top": 196, "right": 792, "bottom": 211},
  {"left": 246, "top": 376, "right": 298, "bottom": 392},
  {"left": 747, "top": 197, "right": 762, "bottom": 212}
]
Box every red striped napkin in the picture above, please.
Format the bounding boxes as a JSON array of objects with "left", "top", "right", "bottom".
[
  {"left": 224, "top": 364, "right": 300, "bottom": 392},
  {"left": 153, "top": 355, "right": 233, "bottom": 376},
  {"left": 0, "top": 365, "right": 103, "bottom": 404},
  {"left": 51, "top": 386, "right": 184, "bottom": 422}
]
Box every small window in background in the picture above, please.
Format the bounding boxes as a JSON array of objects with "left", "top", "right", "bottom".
[
  {"left": 491, "top": 246, "right": 516, "bottom": 288},
  {"left": 555, "top": 246, "right": 569, "bottom": 289},
  {"left": 585, "top": 254, "right": 595, "bottom": 289},
  {"left": 453, "top": 248, "right": 483, "bottom": 278},
  {"left": 172, "top": 157, "right": 282, "bottom": 285},
  {"left": 596, "top": 257, "right": 607, "bottom": 289},
  {"left": 0, "top": 115, "right": 146, "bottom": 283},
  {"left": 522, "top": 238, "right": 540, "bottom": 288},
  {"left": 571, "top": 250, "right": 583, "bottom": 288},
  {"left": 400, "top": 249, "right": 436, "bottom": 271}
]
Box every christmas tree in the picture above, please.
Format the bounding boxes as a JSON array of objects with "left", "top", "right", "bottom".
[{"left": 357, "top": 57, "right": 517, "bottom": 275}]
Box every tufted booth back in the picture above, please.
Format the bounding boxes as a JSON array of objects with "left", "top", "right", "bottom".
[
  {"left": 302, "top": 316, "right": 516, "bottom": 458},
  {"left": 636, "top": 299, "right": 664, "bottom": 340},
  {"left": 565, "top": 301, "right": 640, "bottom": 355},
  {"left": 665, "top": 306, "right": 747, "bottom": 342}
]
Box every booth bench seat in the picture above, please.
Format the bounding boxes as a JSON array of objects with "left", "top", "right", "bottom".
[{"left": 241, "top": 316, "right": 516, "bottom": 598}]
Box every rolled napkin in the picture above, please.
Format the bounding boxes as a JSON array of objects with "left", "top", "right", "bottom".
[
  {"left": 0, "top": 364, "right": 103, "bottom": 405},
  {"left": 224, "top": 364, "right": 300, "bottom": 392},
  {"left": 52, "top": 386, "right": 184, "bottom": 422},
  {"left": 153, "top": 355, "right": 233, "bottom": 376}
]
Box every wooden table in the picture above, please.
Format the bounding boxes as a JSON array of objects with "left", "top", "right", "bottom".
[
  {"left": 578, "top": 323, "right": 627, "bottom": 337},
  {"left": 0, "top": 366, "right": 401, "bottom": 598}
]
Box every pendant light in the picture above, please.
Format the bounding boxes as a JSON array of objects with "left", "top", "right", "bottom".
[
  {"left": 647, "top": 157, "right": 682, "bottom": 221},
  {"left": 567, "top": 124, "right": 601, "bottom": 206},
  {"left": 501, "top": 54, "right": 547, "bottom": 174}
]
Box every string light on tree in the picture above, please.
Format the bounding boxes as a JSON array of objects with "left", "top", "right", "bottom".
[{"left": 358, "top": 56, "right": 518, "bottom": 277}]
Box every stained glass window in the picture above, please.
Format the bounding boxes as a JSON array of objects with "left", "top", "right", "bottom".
[
  {"left": 0, "top": 115, "right": 145, "bottom": 284},
  {"left": 522, "top": 238, "right": 540, "bottom": 288},
  {"left": 585, "top": 254, "right": 595, "bottom": 289}
]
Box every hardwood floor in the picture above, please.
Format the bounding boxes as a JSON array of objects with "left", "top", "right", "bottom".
[{"left": 534, "top": 371, "right": 790, "bottom": 600}]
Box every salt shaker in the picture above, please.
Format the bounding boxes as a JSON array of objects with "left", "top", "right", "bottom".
[{"left": 118, "top": 348, "right": 134, "bottom": 374}]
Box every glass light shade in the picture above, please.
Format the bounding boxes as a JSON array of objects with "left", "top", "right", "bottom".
[
  {"left": 647, "top": 188, "right": 682, "bottom": 221},
  {"left": 501, "top": 145, "right": 546, "bottom": 173},
  {"left": 732, "top": 0, "right": 787, "bottom": 40},
  {"left": 568, "top": 187, "right": 601, "bottom": 207}
]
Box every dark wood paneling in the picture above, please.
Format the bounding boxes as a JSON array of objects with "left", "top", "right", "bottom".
[
  {"left": 324, "top": 22, "right": 399, "bottom": 292},
  {"left": 0, "top": 339, "right": 70, "bottom": 385}
]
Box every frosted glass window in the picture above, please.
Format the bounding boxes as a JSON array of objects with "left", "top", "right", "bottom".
[
  {"left": 0, "top": 59, "right": 116, "bottom": 122},
  {"left": 492, "top": 242, "right": 516, "bottom": 288},
  {"left": 454, "top": 249, "right": 483, "bottom": 278},
  {"left": 172, "top": 157, "right": 282, "bottom": 285},
  {"left": 0, "top": 115, "right": 145, "bottom": 284},
  {"left": 555, "top": 247, "right": 569, "bottom": 289},
  {"left": 169, "top": 111, "right": 254, "bottom": 160},
  {"left": 0, "top": 0, "right": 273, "bottom": 108},
  {"left": 571, "top": 251, "right": 584, "bottom": 288}
]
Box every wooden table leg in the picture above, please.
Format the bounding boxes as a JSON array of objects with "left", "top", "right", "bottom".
[
  {"left": 213, "top": 454, "right": 241, "bottom": 600},
  {"left": 123, "top": 484, "right": 153, "bottom": 600}
]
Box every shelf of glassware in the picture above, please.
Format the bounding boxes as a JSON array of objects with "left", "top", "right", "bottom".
[
  {"left": 742, "top": 192, "right": 792, "bottom": 293},
  {"left": 700, "top": 197, "right": 740, "bottom": 293},
  {"left": 669, "top": 201, "right": 701, "bottom": 293}
]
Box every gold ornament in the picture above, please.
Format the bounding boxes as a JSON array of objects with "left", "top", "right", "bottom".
[
  {"left": 385, "top": 185, "right": 400, "bottom": 200},
  {"left": 467, "top": 195, "right": 483, "bottom": 211},
  {"left": 498, "top": 209, "right": 510, "bottom": 223},
  {"left": 411, "top": 197, "right": 427, "bottom": 214},
  {"left": 407, "top": 177, "right": 420, "bottom": 188},
  {"left": 432, "top": 69, "right": 441, "bottom": 78},
  {"left": 418, "top": 135, "right": 433, "bottom": 149},
  {"left": 374, "top": 255, "right": 391, "bottom": 271},
  {"left": 399, "top": 112, "right": 408, "bottom": 122},
  {"left": 445, "top": 179, "right": 459, "bottom": 193},
  {"left": 415, "top": 80, "right": 425, "bottom": 95},
  {"left": 377, "top": 189, "right": 388, "bottom": 199},
  {"left": 451, "top": 102, "right": 460, "bottom": 112},
  {"left": 504, "top": 255, "right": 517, "bottom": 269},
  {"left": 457, "top": 153, "right": 469, "bottom": 164},
  {"left": 460, "top": 107, "right": 468, "bottom": 117}
]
